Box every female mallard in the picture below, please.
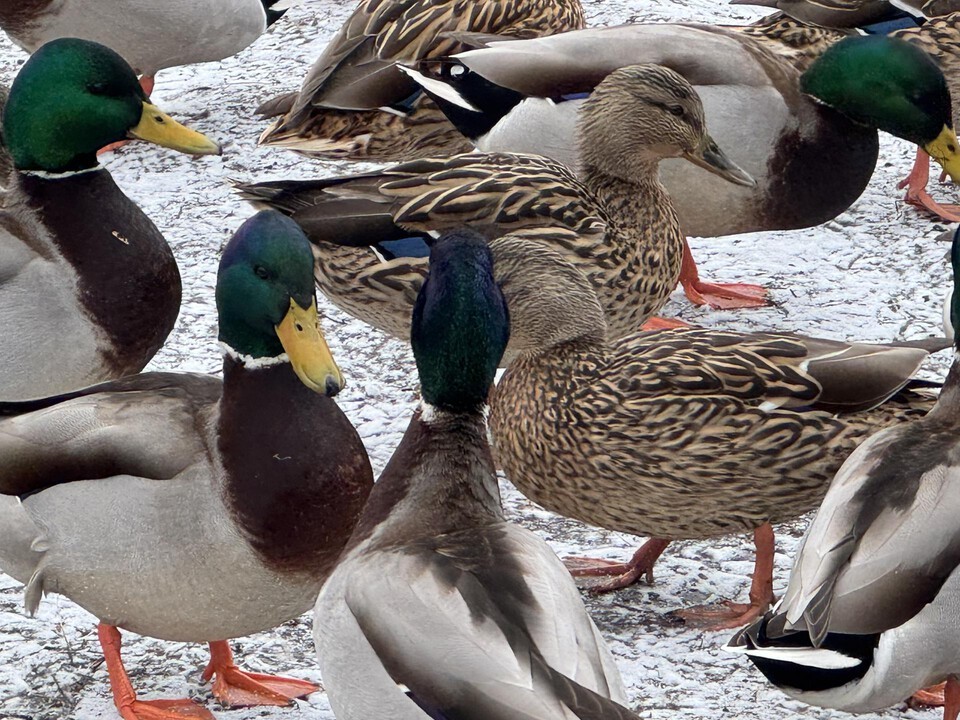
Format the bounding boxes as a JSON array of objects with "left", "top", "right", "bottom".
[
  {"left": 0, "top": 38, "right": 220, "bottom": 401},
  {"left": 409, "top": 32, "right": 960, "bottom": 306},
  {"left": 0, "top": 0, "right": 285, "bottom": 95},
  {"left": 240, "top": 64, "right": 753, "bottom": 359},
  {"left": 0, "top": 210, "right": 374, "bottom": 720},
  {"left": 256, "top": 0, "right": 585, "bottom": 162},
  {"left": 484, "top": 233, "right": 944, "bottom": 629},
  {"left": 726, "top": 226, "right": 960, "bottom": 720},
  {"left": 314, "top": 228, "right": 639, "bottom": 720}
]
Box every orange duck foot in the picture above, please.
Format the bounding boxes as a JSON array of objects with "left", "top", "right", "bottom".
[
  {"left": 202, "top": 640, "right": 318, "bottom": 707},
  {"left": 563, "top": 538, "right": 672, "bottom": 592},
  {"left": 909, "top": 682, "right": 946, "bottom": 708},
  {"left": 97, "top": 624, "right": 215, "bottom": 720},
  {"left": 676, "top": 523, "right": 776, "bottom": 631},
  {"left": 642, "top": 316, "right": 691, "bottom": 330},
  {"left": 898, "top": 149, "right": 960, "bottom": 223},
  {"left": 675, "top": 597, "right": 771, "bottom": 631},
  {"left": 98, "top": 140, "right": 130, "bottom": 155},
  {"left": 115, "top": 699, "right": 216, "bottom": 720},
  {"left": 682, "top": 280, "right": 770, "bottom": 310},
  {"left": 902, "top": 188, "right": 960, "bottom": 223},
  {"left": 679, "top": 238, "right": 770, "bottom": 310}
]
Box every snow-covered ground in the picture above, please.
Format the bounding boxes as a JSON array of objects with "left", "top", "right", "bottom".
[{"left": 0, "top": 1, "right": 955, "bottom": 718}]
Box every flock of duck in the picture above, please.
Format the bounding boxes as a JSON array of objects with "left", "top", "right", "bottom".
[{"left": 2, "top": 0, "right": 960, "bottom": 718}]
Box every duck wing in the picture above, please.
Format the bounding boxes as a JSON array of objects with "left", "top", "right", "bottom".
[
  {"left": 778, "top": 417, "right": 960, "bottom": 646},
  {"left": 338, "top": 523, "right": 634, "bottom": 719},
  {"left": 0, "top": 372, "right": 220, "bottom": 496}
]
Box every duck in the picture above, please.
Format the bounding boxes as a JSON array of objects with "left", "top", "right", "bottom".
[
  {"left": 0, "top": 209, "right": 374, "bottom": 720},
  {"left": 256, "top": 0, "right": 585, "bottom": 162},
  {"left": 736, "top": 0, "right": 960, "bottom": 219},
  {"left": 481, "top": 232, "right": 945, "bottom": 630},
  {"left": 0, "top": 0, "right": 286, "bottom": 96},
  {"left": 405, "top": 32, "right": 960, "bottom": 307},
  {"left": 0, "top": 38, "right": 221, "bottom": 402},
  {"left": 725, "top": 224, "right": 960, "bottom": 720},
  {"left": 314, "top": 227, "right": 640, "bottom": 720},
  {"left": 239, "top": 63, "right": 754, "bottom": 361}
]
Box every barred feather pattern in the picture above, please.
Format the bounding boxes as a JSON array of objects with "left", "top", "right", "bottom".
[
  {"left": 259, "top": 0, "right": 584, "bottom": 161},
  {"left": 731, "top": 12, "right": 853, "bottom": 71},
  {"left": 304, "top": 152, "right": 683, "bottom": 356},
  {"left": 265, "top": 97, "right": 473, "bottom": 161},
  {"left": 0, "top": 0, "right": 55, "bottom": 44},
  {"left": 893, "top": 14, "right": 960, "bottom": 122},
  {"left": 489, "top": 329, "right": 934, "bottom": 540},
  {"left": 358, "top": 0, "right": 585, "bottom": 62}
]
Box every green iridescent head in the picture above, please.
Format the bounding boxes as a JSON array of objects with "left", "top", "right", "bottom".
[
  {"left": 802, "top": 35, "right": 960, "bottom": 181},
  {"left": 411, "top": 228, "right": 509, "bottom": 413},
  {"left": 4, "top": 38, "right": 220, "bottom": 172},
  {"left": 217, "top": 210, "right": 343, "bottom": 396}
]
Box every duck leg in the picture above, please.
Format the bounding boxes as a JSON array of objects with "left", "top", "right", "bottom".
[
  {"left": 202, "top": 640, "right": 318, "bottom": 707},
  {"left": 676, "top": 522, "right": 776, "bottom": 631},
  {"left": 679, "top": 239, "right": 770, "bottom": 310},
  {"left": 918, "top": 677, "right": 960, "bottom": 720},
  {"left": 563, "top": 538, "right": 672, "bottom": 591},
  {"left": 898, "top": 149, "right": 960, "bottom": 223},
  {"left": 946, "top": 676, "right": 960, "bottom": 720},
  {"left": 98, "top": 624, "right": 215, "bottom": 720}
]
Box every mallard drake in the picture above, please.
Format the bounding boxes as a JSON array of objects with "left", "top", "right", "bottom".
[
  {"left": 737, "top": 0, "right": 960, "bottom": 219},
  {"left": 725, "top": 226, "right": 960, "bottom": 720},
  {"left": 0, "top": 210, "right": 374, "bottom": 720},
  {"left": 408, "top": 32, "right": 960, "bottom": 307},
  {"left": 0, "top": 38, "right": 220, "bottom": 402},
  {"left": 0, "top": 0, "right": 285, "bottom": 95},
  {"left": 314, "top": 227, "right": 639, "bottom": 720},
  {"left": 483, "top": 233, "right": 945, "bottom": 629},
  {"left": 240, "top": 64, "right": 753, "bottom": 359},
  {"left": 256, "top": 0, "right": 585, "bottom": 162}
]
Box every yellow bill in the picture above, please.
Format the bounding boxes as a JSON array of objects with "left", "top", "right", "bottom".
[
  {"left": 128, "top": 102, "right": 221, "bottom": 155},
  {"left": 926, "top": 125, "right": 960, "bottom": 183},
  {"left": 275, "top": 298, "right": 344, "bottom": 397}
]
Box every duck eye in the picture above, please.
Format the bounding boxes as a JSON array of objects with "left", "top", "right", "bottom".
[
  {"left": 87, "top": 82, "right": 110, "bottom": 96},
  {"left": 254, "top": 265, "right": 269, "bottom": 280},
  {"left": 668, "top": 105, "right": 685, "bottom": 117}
]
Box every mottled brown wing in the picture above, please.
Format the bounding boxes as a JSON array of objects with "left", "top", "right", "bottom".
[{"left": 237, "top": 152, "right": 607, "bottom": 246}]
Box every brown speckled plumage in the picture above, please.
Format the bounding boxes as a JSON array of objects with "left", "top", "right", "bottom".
[
  {"left": 257, "top": 0, "right": 585, "bottom": 161},
  {"left": 893, "top": 13, "right": 960, "bottom": 122},
  {"left": 729, "top": 11, "right": 853, "bottom": 71},
  {"left": 241, "top": 65, "right": 715, "bottom": 359},
  {"left": 0, "top": 0, "right": 56, "bottom": 44},
  {"left": 486, "top": 237, "right": 938, "bottom": 541}
]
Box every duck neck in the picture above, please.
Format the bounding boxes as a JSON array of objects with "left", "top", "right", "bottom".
[
  {"left": 217, "top": 351, "right": 372, "bottom": 576},
  {"left": 581, "top": 162, "right": 684, "bottom": 336},
  {"left": 352, "top": 404, "right": 502, "bottom": 551},
  {"left": 16, "top": 167, "right": 181, "bottom": 375}
]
